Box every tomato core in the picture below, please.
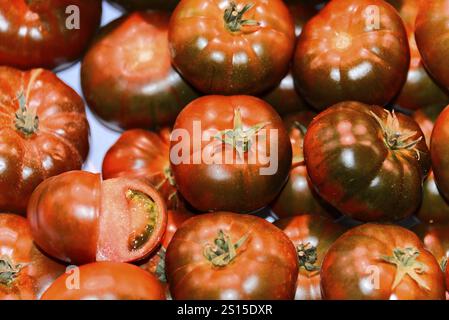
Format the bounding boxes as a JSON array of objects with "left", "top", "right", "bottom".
[
  {"left": 203, "top": 230, "right": 248, "bottom": 267},
  {"left": 0, "top": 256, "right": 21, "bottom": 286},
  {"left": 126, "top": 189, "right": 159, "bottom": 251},
  {"left": 223, "top": 2, "right": 260, "bottom": 33},
  {"left": 334, "top": 32, "right": 352, "bottom": 50}
]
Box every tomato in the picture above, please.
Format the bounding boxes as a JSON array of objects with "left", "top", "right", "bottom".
[
  {"left": 274, "top": 215, "right": 346, "bottom": 300},
  {"left": 413, "top": 105, "right": 449, "bottom": 225},
  {"left": 415, "top": 1, "right": 449, "bottom": 92},
  {"left": 109, "top": 0, "right": 179, "bottom": 11},
  {"left": 321, "top": 223, "right": 446, "bottom": 300},
  {"left": 261, "top": 2, "right": 316, "bottom": 115},
  {"left": 0, "top": 0, "right": 101, "bottom": 70},
  {"left": 27, "top": 170, "right": 167, "bottom": 265},
  {"left": 0, "top": 214, "right": 65, "bottom": 300},
  {"left": 412, "top": 224, "right": 449, "bottom": 273},
  {"left": 304, "top": 101, "right": 430, "bottom": 222},
  {"left": 41, "top": 262, "right": 166, "bottom": 300},
  {"left": 293, "top": 0, "right": 409, "bottom": 111},
  {"left": 0, "top": 67, "right": 89, "bottom": 215},
  {"left": 431, "top": 106, "right": 449, "bottom": 203},
  {"left": 165, "top": 212, "right": 298, "bottom": 299},
  {"left": 271, "top": 111, "right": 330, "bottom": 218},
  {"left": 168, "top": 0, "right": 296, "bottom": 95},
  {"left": 170, "top": 95, "right": 292, "bottom": 213},
  {"left": 81, "top": 12, "right": 198, "bottom": 132},
  {"left": 386, "top": 0, "right": 449, "bottom": 111}
]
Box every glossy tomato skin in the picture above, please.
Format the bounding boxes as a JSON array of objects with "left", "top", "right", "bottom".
[
  {"left": 412, "top": 224, "right": 449, "bottom": 271},
  {"left": 166, "top": 212, "right": 298, "bottom": 300},
  {"left": 42, "top": 262, "right": 166, "bottom": 300},
  {"left": 0, "top": 1, "right": 101, "bottom": 70},
  {"left": 275, "top": 215, "right": 346, "bottom": 300},
  {"left": 271, "top": 112, "right": 330, "bottom": 218},
  {"left": 293, "top": 0, "right": 409, "bottom": 111},
  {"left": 81, "top": 12, "right": 198, "bottom": 131},
  {"left": 413, "top": 105, "right": 449, "bottom": 224},
  {"left": 110, "top": 0, "right": 179, "bottom": 11},
  {"left": 321, "top": 224, "right": 446, "bottom": 300},
  {"left": 431, "top": 106, "right": 449, "bottom": 203},
  {"left": 304, "top": 102, "right": 430, "bottom": 222},
  {"left": 0, "top": 214, "right": 65, "bottom": 300},
  {"left": 415, "top": 1, "right": 449, "bottom": 92},
  {"left": 27, "top": 171, "right": 167, "bottom": 265},
  {"left": 0, "top": 67, "right": 89, "bottom": 215},
  {"left": 170, "top": 95, "right": 292, "bottom": 213},
  {"left": 169, "top": 0, "right": 296, "bottom": 95}
]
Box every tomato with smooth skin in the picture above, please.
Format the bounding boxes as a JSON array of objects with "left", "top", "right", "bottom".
[
  {"left": 109, "top": 0, "right": 179, "bottom": 11},
  {"left": 271, "top": 111, "right": 330, "bottom": 218},
  {"left": 413, "top": 105, "right": 449, "bottom": 225},
  {"left": 166, "top": 212, "right": 298, "bottom": 300},
  {"left": 321, "top": 223, "right": 446, "bottom": 300},
  {"left": 27, "top": 171, "right": 167, "bottom": 265},
  {"left": 0, "top": 214, "right": 65, "bottom": 300},
  {"left": 0, "top": 67, "right": 89, "bottom": 215},
  {"left": 412, "top": 224, "right": 449, "bottom": 273},
  {"left": 0, "top": 0, "right": 102, "bottom": 70},
  {"left": 261, "top": 2, "right": 316, "bottom": 115},
  {"left": 170, "top": 95, "right": 292, "bottom": 213},
  {"left": 293, "top": 0, "right": 409, "bottom": 111},
  {"left": 304, "top": 101, "right": 430, "bottom": 222},
  {"left": 431, "top": 106, "right": 449, "bottom": 203},
  {"left": 275, "top": 215, "right": 346, "bottom": 300},
  {"left": 415, "top": 1, "right": 449, "bottom": 92},
  {"left": 387, "top": 0, "right": 449, "bottom": 111},
  {"left": 81, "top": 11, "right": 198, "bottom": 131},
  {"left": 42, "top": 262, "right": 166, "bottom": 300},
  {"left": 168, "top": 0, "right": 296, "bottom": 95}
]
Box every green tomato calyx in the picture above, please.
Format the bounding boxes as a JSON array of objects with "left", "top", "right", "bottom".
[
  {"left": 0, "top": 256, "right": 22, "bottom": 286},
  {"left": 297, "top": 242, "right": 320, "bottom": 273},
  {"left": 224, "top": 2, "right": 260, "bottom": 33},
  {"left": 381, "top": 247, "right": 430, "bottom": 291},
  {"left": 203, "top": 230, "right": 249, "bottom": 267}
]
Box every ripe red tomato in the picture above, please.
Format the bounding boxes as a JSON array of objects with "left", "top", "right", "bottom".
[
  {"left": 412, "top": 224, "right": 449, "bottom": 273},
  {"left": 261, "top": 2, "right": 316, "bottom": 115},
  {"left": 413, "top": 105, "right": 449, "bottom": 225},
  {"left": 304, "top": 101, "right": 430, "bottom": 222},
  {"left": 41, "top": 262, "right": 166, "bottom": 300},
  {"left": 0, "top": 214, "right": 65, "bottom": 300},
  {"left": 293, "top": 0, "right": 409, "bottom": 111},
  {"left": 321, "top": 223, "right": 446, "bottom": 300},
  {"left": 387, "top": 0, "right": 449, "bottom": 111},
  {"left": 0, "top": 67, "right": 89, "bottom": 214},
  {"left": 0, "top": 1, "right": 102, "bottom": 70},
  {"left": 415, "top": 1, "right": 449, "bottom": 92},
  {"left": 170, "top": 95, "right": 292, "bottom": 213},
  {"left": 81, "top": 11, "right": 198, "bottom": 131},
  {"left": 165, "top": 212, "right": 298, "bottom": 299},
  {"left": 109, "top": 0, "right": 179, "bottom": 11},
  {"left": 431, "top": 106, "right": 449, "bottom": 203},
  {"left": 168, "top": 0, "right": 296, "bottom": 95},
  {"left": 274, "top": 215, "right": 346, "bottom": 300},
  {"left": 271, "top": 111, "right": 330, "bottom": 218},
  {"left": 27, "top": 171, "right": 167, "bottom": 265}
]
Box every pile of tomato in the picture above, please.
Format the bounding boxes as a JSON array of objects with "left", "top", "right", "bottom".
[{"left": 1, "top": 0, "right": 449, "bottom": 301}]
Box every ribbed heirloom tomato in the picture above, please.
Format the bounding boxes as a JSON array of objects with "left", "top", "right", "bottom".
[
  {"left": 42, "top": 262, "right": 166, "bottom": 300},
  {"left": 321, "top": 224, "right": 446, "bottom": 300},
  {"left": 165, "top": 212, "right": 298, "bottom": 300},
  {"left": 387, "top": 0, "right": 449, "bottom": 111},
  {"left": 81, "top": 11, "right": 198, "bottom": 131},
  {"left": 293, "top": 0, "right": 409, "bottom": 111},
  {"left": 275, "top": 215, "right": 346, "bottom": 300},
  {"left": 0, "top": 0, "right": 102, "bottom": 70},
  {"left": 415, "top": 0, "right": 449, "bottom": 92},
  {"left": 304, "top": 101, "right": 430, "bottom": 222},
  {"left": 27, "top": 171, "right": 167, "bottom": 265},
  {"left": 0, "top": 67, "right": 89, "bottom": 214},
  {"left": 170, "top": 95, "right": 292, "bottom": 213},
  {"left": 168, "top": 0, "right": 296, "bottom": 95},
  {"left": 431, "top": 106, "right": 449, "bottom": 202},
  {"left": 0, "top": 214, "right": 65, "bottom": 300}
]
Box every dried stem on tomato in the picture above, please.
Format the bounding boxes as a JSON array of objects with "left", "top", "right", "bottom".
[
  {"left": 224, "top": 2, "right": 260, "bottom": 32},
  {"left": 203, "top": 230, "right": 248, "bottom": 267},
  {"left": 297, "top": 242, "right": 319, "bottom": 273},
  {"left": 0, "top": 256, "right": 22, "bottom": 286}
]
